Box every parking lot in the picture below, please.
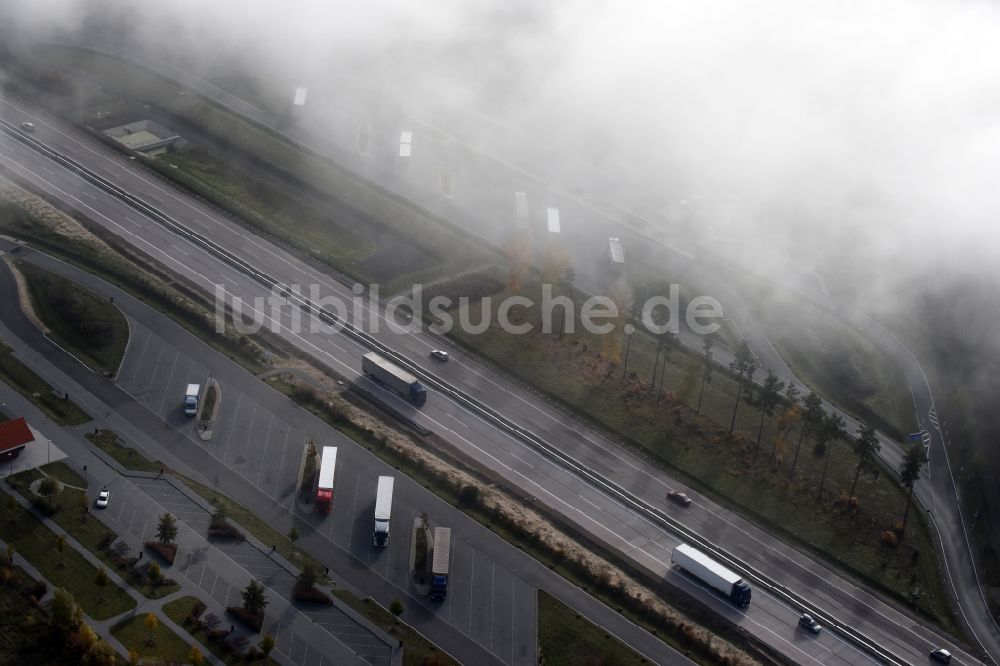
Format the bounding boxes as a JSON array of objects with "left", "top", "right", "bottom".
[{"left": 115, "top": 320, "right": 537, "bottom": 665}]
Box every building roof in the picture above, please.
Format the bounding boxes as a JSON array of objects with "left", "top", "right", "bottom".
[{"left": 0, "top": 417, "right": 34, "bottom": 453}]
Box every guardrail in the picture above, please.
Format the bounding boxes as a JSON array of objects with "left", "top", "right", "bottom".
[{"left": 0, "top": 119, "right": 908, "bottom": 665}]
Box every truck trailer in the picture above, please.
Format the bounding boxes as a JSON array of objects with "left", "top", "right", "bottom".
[
  {"left": 514, "top": 192, "right": 529, "bottom": 229},
  {"left": 362, "top": 353, "right": 427, "bottom": 405},
  {"left": 608, "top": 237, "right": 625, "bottom": 273},
  {"left": 373, "top": 476, "right": 395, "bottom": 547},
  {"left": 671, "top": 544, "right": 751, "bottom": 606},
  {"left": 430, "top": 527, "right": 451, "bottom": 601},
  {"left": 314, "top": 446, "right": 338, "bottom": 514},
  {"left": 184, "top": 384, "right": 201, "bottom": 417}
]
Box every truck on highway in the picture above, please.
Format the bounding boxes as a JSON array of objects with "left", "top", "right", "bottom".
[
  {"left": 671, "top": 543, "right": 751, "bottom": 606},
  {"left": 373, "top": 475, "right": 394, "bottom": 547},
  {"left": 362, "top": 353, "right": 427, "bottom": 406},
  {"left": 608, "top": 237, "right": 625, "bottom": 273},
  {"left": 514, "top": 192, "right": 529, "bottom": 229},
  {"left": 183, "top": 384, "right": 201, "bottom": 417},
  {"left": 430, "top": 527, "right": 451, "bottom": 601},
  {"left": 314, "top": 446, "right": 338, "bottom": 514}
]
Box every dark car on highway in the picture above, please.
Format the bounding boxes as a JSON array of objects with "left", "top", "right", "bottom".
[
  {"left": 930, "top": 648, "right": 952, "bottom": 664},
  {"left": 798, "top": 613, "right": 821, "bottom": 634},
  {"left": 667, "top": 490, "right": 692, "bottom": 507}
]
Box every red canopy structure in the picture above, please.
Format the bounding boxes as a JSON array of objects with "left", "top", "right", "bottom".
[{"left": 0, "top": 417, "right": 34, "bottom": 457}]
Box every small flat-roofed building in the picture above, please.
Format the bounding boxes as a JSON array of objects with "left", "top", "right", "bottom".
[
  {"left": 103, "top": 120, "right": 184, "bottom": 156},
  {"left": 0, "top": 417, "right": 34, "bottom": 459}
]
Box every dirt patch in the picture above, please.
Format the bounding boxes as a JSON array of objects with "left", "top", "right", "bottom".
[
  {"left": 3, "top": 256, "right": 47, "bottom": 334},
  {"left": 0, "top": 178, "right": 106, "bottom": 246}
]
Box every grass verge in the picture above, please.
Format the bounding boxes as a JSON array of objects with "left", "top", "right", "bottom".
[
  {"left": 111, "top": 612, "right": 193, "bottom": 663},
  {"left": 0, "top": 485, "right": 135, "bottom": 619},
  {"left": 537, "top": 591, "right": 650, "bottom": 666},
  {"left": 86, "top": 429, "right": 163, "bottom": 473},
  {"left": 14, "top": 260, "right": 129, "bottom": 376},
  {"left": 164, "top": 596, "right": 279, "bottom": 665},
  {"left": 0, "top": 340, "right": 91, "bottom": 426}
]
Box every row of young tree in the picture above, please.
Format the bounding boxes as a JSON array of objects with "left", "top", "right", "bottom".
[{"left": 646, "top": 331, "right": 929, "bottom": 540}]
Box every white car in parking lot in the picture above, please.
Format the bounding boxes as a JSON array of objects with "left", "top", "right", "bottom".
[{"left": 96, "top": 488, "right": 111, "bottom": 509}]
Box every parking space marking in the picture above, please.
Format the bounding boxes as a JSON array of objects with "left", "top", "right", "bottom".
[
  {"left": 156, "top": 348, "right": 180, "bottom": 416},
  {"left": 490, "top": 561, "right": 496, "bottom": 651},
  {"left": 120, "top": 330, "right": 151, "bottom": 392},
  {"left": 247, "top": 412, "right": 274, "bottom": 478},
  {"left": 469, "top": 549, "right": 476, "bottom": 635},
  {"left": 346, "top": 472, "right": 360, "bottom": 545},
  {"left": 221, "top": 394, "right": 246, "bottom": 462},
  {"left": 141, "top": 343, "right": 167, "bottom": 399},
  {"left": 273, "top": 429, "right": 293, "bottom": 498},
  {"left": 235, "top": 404, "right": 258, "bottom": 466},
  {"left": 256, "top": 421, "right": 279, "bottom": 488}
]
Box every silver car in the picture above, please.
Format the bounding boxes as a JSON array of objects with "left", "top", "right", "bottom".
[{"left": 96, "top": 489, "right": 111, "bottom": 509}]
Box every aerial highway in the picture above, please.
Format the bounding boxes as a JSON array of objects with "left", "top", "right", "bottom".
[
  {"left": 0, "top": 97, "right": 981, "bottom": 664},
  {"left": 0, "top": 245, "right": 715, "bottom": 666}
]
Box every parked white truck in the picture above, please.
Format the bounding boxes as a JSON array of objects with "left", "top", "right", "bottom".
[
  {"left": 671, "top": 544, "right": 752, "bottom": 606},
  {"left": 373, "top": 476, "right": 394, "bottom": 547},
  {"left": 183, "top": 384, "right": 201, "bottom": 417},
  {"left": 430, "top": 527, "right": 451, "bottom": 601}
]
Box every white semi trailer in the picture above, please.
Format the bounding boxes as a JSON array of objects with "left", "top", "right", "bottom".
[
  {"left": 671, "top": 544, "right": 752, "bottom": 606},
  {"left": 373, "top": 476, "right": 395, "bottom": 547}
]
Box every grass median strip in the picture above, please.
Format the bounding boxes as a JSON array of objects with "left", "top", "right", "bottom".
[
  {"left": 13, "top": 260, "right": 129, "bottom": 376},
  {"left": 86, "top": 429, "right": 164, "bottom": 473},
  {"left": 538, "top": 591, "right": 649, "bottom": 666},
  {"left": 0, "top": 339, "right": 91, "bottom": 426},
  {"left": 111, "top": 612, "right": 194, "bottom": 663}
]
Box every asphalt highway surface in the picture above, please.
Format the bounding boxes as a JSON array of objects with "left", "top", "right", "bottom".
[{"left": 0, "top": 93, "right": 982, "bottom": 664}]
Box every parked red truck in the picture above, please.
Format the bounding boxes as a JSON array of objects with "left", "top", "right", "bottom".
[{"left": 314, "top": 446, "right": 338, "bottom": 513}]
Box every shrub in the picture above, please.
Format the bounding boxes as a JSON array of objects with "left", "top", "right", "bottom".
[
  {"left": 458, "top": 484, "right": 480, "bottom": 507},
  {"left": 880, "top": 531, "right": 899, "bottom": 548}
]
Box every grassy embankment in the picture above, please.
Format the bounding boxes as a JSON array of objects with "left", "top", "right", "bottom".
[
  {"left": 537, "top": 591, "right": 650, "bottom": 666},
  {"left": 14, "top": 260, "right": 129, "bottom": 376},
  {"left": 760, "top": 293, "right": 916, "bottom": 441},
  {"left": 0, "top": 340, "right": 90, "bottom": 426}
]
